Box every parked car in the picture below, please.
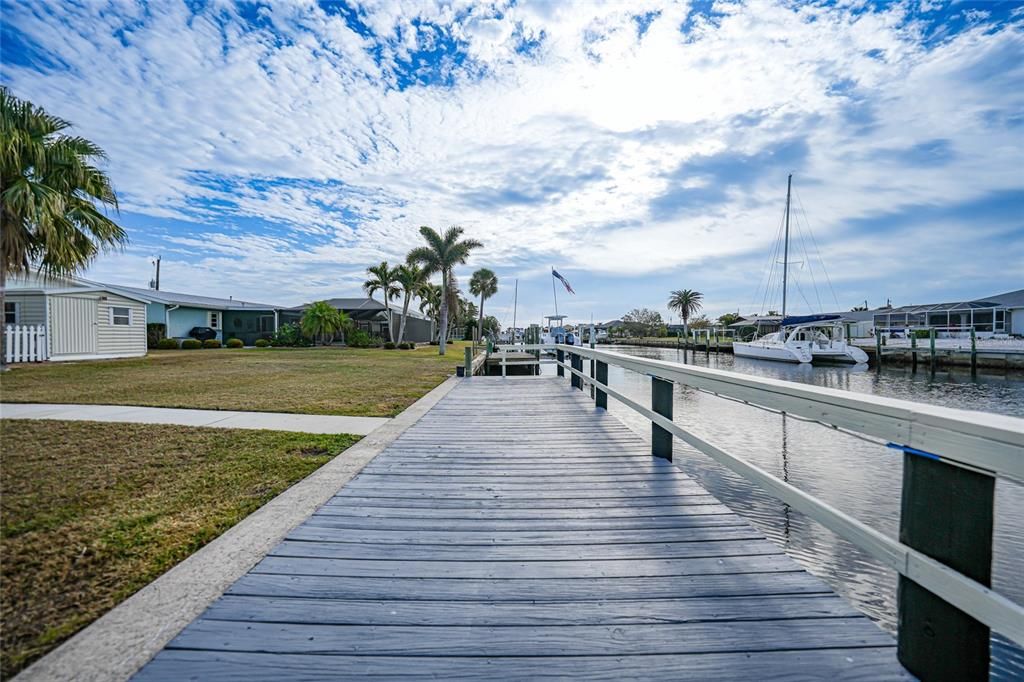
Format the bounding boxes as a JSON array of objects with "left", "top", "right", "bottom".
[{"left": 188, "top": 326, "right": 218, "bottom": 341}]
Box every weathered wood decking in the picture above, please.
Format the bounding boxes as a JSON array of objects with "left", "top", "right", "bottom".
[{"left": 135, "top": 377, "right": 908, "bottom": 680}]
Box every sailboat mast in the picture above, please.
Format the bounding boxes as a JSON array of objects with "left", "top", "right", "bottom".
[{"left": 781, "top": 173, "right": 792, "bottom": 319}]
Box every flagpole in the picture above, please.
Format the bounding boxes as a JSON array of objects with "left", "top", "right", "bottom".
[
  {"left": 551, "top": 267, "right": 559, "bottom": 318},
  {"left": 511, "top": 279, "right": 518, "bottom": 344}
]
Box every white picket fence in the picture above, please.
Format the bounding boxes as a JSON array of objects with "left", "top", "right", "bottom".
[{"left": 4, "top": 324, "right": 48, "bottom": 363}]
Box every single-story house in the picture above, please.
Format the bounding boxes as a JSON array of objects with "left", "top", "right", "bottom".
[
  {"left": 870, "top": 289, "right": 1024, "bottom": 338},
  {"left": 728, "top": 315, "right": 783, "bottom": 339},
  {"left": 101, "top": 284, "right": 283, "bottom": 345},
  {"left": 283, "top": 297, "right": 434, "bottom": 343},
  {"left": 4, "top": 273, "right": 149, "bottom": 361}
]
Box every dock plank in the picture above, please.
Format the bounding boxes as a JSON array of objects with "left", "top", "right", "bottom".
[{"left": 134, "top": 376, "right": 907, "bottom": 680}]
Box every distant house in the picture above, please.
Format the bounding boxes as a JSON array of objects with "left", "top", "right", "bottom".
[
  {"left": 284, "top": 298, "right": 434, "bottom": 343},
  {"left": 4, "top": 274, "right": 149, "bottom": 361},
  {"left": 727, "top": 315, "right": 783, "bottom": 339},
  {"left": 101, "top": 284, "right": 282, "bottom": 345},
  {"left": 870, "top": 289, "right": 1023, "bottom": 338}
]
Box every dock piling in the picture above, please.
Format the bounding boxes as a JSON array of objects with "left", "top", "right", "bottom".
[
  {"left": 971, "top": 328, "right": 977, "bottom": 374},
  {"left": 556, "top": 349, "right": 565, "bottom": 377},
  {"left": 464, "top": 347, "right": 473, "bottom": 378}
]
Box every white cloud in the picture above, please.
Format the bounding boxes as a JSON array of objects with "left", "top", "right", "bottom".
[{"left": 2, "top": 0, "right": 1021, "bottom": 314}]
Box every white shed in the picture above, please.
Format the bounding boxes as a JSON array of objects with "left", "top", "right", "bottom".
[{"left": 4, "top": 277, "right": 149, "bottom": 361}]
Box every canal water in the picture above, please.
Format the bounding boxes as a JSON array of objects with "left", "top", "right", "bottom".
[{"left": 543, "top": 346, "right": 1024, "bottom": 679}]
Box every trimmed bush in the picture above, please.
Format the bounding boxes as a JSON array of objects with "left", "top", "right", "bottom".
[
  {"left": 155, "top": 337, "right": 180, "bottom": 350},
  {"left": 346, "top": 329, "right": 376, "bottom": 348},
  {"left": 254, "top": 338, "right": 271, "bottom": 347},
  {"left": 181, "top": 339, "right": 202, "bottom": 350},
  {"left": 398, "top": 342, "right": 414, "bottom": 350},
  {"left": 383, "top": 341, "right": 396, "bottom": 350},
  {"left": 146, "top": 323, "right": 167, "bottom": 349},
  {"left": 226, "top": 338, "right": 244, "bottom": 348},
  {"left": 203, "top": 339, "right": 222, "bottom": 349},
  {"left": 270, "top": 322, "right": 312, "bottom": 347}
]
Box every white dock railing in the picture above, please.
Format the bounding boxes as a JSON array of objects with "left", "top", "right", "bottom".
[
  {"left": 497, "top": 342, "right": 1024, "bottom": 679},
  {"left": 4, "top": 324, "right": 48, "bottom": 363}
]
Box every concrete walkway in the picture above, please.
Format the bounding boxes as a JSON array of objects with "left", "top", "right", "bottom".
[{"left": 0, "top": 403, "right": 388, "bottom": 435}]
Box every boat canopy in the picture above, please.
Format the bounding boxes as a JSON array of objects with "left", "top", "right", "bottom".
[{"left": 781, "top": 314, "right": 841, "bottom": 327}]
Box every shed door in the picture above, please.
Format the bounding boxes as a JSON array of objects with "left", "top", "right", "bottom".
[{"left": 50, "top": 296, "right": 98, "bottom": 355}]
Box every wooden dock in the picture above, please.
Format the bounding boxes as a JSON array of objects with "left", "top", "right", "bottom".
[{"left": 134, "top": 377, "right": 908, "bottom": 680}]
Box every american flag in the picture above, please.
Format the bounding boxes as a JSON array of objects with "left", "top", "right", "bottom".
[{"left": 552, "top": 269, "right": 575, "bottom": 295}]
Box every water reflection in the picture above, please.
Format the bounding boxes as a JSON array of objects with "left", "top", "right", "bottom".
[{"left": 542, "top": 346, "right": 1024, "bottom": 679}]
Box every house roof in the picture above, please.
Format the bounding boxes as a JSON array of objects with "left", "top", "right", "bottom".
[
  {"left": 289, "top": 297, "right": 429, "bottom": 320},
  {"left": 728, "top": 315, "right": 782, "bottom": 327},
  {"left": 978, "top": 289, "right": 1024, "bottom": 308},
  {"left": 101, "top": 283, "right": 281, "bottom": 310}
]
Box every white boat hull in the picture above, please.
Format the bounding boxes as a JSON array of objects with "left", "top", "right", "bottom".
[
  {"left": 733, "top": 341, "right": 811, "bottom": 364},
  {"left": 811, "top": 345, "right": 869, "bottom": 365}
]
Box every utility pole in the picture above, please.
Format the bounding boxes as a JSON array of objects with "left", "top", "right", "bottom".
[{"left": 150, "top": 255, "right": 161, "bottom": 290}]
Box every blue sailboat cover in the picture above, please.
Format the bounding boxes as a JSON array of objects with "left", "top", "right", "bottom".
[{"left": 781, "top": 314, "right": 842, "bottom": 327}]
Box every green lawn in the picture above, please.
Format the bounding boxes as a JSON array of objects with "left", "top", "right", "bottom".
[
  {"left": 0, "top": 419, "right": 359, "bottom": 678},
  {"left": 0, "top": 343, "right": 470, "bottom": 417}
]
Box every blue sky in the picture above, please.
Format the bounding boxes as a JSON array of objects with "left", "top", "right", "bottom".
[{"left": 2, "top": 0, "right": 1022, "bottom": 326}]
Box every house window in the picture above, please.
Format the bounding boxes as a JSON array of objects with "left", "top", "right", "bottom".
[
  {"left": 111, "top": 306, "right": 131, "bottom": 326},
  {"left": 208, "top": 311, "right": 220, "bottom": 329},
  {"left": 4, "top": 302, "right": 18, "bottom": 325}
]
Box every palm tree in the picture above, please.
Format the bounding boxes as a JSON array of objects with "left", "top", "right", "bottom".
[
  {"left": 668, "top": 289, "right": 704, "bottom": 339},
  {"left": 393, "top": 262, "right": 426, "bottom": 344},
  {"left": 418, "top": 282, "right": 443, "bottom": 342},
  {"left": 1, "top": 87, "right": 127, "bottom": 367},
  {"left": 407, "top": 226, "right": 483, "bottom": 355},
  {"left": 363, "top": 261, "right": 400, "bottom": 342},
  {"left": 468, "top": 268, "right": 498, "bottom": 342},
  {"left": 301, "top": 301, "right": 347, "bottom": 346}
]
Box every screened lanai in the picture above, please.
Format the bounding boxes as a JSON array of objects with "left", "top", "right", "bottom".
[{"left": 873, "top": 300, "right": 1009, "bottom": 336}]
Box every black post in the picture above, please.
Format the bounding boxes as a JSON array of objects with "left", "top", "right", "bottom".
[
  {"left": 897, "top": 453, "right": 994, "bottom": 681},
  {"left": 556, "top": 348, "right": 565, "bottom": 377},
  {"left": 571, "top": 353, "right": 582, "bottom": 390},
  {"left": 651, "top": 377, "right": 673, "bottom": 461},
  {"left": 595, "top": 360, "right": 608, "bottom": 409}
]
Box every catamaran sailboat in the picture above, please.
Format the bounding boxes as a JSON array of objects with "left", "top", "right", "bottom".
[
  {"left": 733, "top": 176, "right": 868, "bottom": 365},
  {"left": 737, "top": 315, "right": 869, "bottom": 364}
]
